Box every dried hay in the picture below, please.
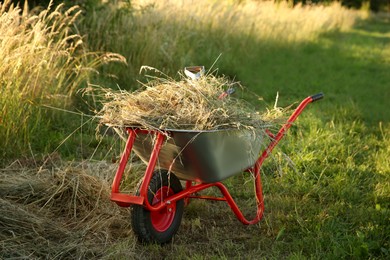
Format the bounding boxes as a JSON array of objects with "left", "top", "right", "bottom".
[
  {"left": 0, "top": 159, "right": 137, "bottom": 259},
  {"left": 97, "top": 68, "right": 274, "bottom": 131}
]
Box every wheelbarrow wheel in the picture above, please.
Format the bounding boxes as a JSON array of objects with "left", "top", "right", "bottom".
[{"left": 131, "top": 170, "right": 184, "bottom": 244}]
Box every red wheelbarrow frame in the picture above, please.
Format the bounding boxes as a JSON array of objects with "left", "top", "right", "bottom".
[{"left": 110, "top": 93, "right": 323, "bottom": 225}]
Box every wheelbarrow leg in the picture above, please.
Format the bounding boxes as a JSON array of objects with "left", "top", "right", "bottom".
[
  {"left": 213, "top": 165, "right": 265, "bottom": 225},
  {"left": 184, "top": 181, "right": 193, "bottom": 206},
  {"left": 110, "top": 129, "right": 144, "bottom": 207}
]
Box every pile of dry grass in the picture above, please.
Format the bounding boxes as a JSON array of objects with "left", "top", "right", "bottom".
[
  {"left": 0, "top": 158, "right": 135, "bottom": 259},
  {"left": 98, "top": 69, "right": 271, "bottom": 131}
]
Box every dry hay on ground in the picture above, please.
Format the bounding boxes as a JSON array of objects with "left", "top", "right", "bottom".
[{"left": 0, "top": 158, "right": 137, "bottom": 259}]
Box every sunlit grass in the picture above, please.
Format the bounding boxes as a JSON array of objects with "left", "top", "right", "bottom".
[
  {"left": 131, "top": 0, "right": 360, "bottom": 41},
  {"left": 0, "top": 0, "right": 123, "bottom": 160},
  {"left": 80, "top": 0, "right": 363, "bottom": 88}
]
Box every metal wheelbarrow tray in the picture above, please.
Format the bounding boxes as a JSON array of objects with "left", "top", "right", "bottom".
[
  {"left": 109, "top": 93, "right": 324, "bottom": 244},
  {"left": 132, "top": 128, "right": 264, "bottom": 183}
]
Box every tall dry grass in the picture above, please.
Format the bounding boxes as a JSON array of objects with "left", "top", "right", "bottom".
[
  {"left": 132, "top": 0, "right": 360, "bottom": 41},
  {"left": 0, "top": 0, "right": 124, "bottom": 160},
  {"left": 81, "top": 0, "right": 363, "bottom": 88}
]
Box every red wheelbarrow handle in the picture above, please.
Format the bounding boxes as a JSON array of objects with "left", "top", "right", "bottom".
[{"left": 258, "top": 92, "right": 324, "bottom": 166}]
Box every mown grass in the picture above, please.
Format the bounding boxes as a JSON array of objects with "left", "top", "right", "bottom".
[{"left": 1, "top": 0, "right": 389, "bottom": 259}]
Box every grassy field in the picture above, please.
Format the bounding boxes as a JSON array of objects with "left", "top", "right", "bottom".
[{"left": 1, "top": 0, "right": 389, "bottom": 259}]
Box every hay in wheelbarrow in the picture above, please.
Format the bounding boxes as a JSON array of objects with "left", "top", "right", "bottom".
[{"left": 97, "top": 68, "right": 282, "bottom": 131}]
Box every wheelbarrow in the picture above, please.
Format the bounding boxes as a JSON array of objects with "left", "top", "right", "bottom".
[{"left": 110, "top": 93, "right": 324, "bottom": 243}]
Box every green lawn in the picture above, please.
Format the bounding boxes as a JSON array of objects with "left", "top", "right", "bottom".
[{"left": 1, "top": 1, "right": 389, "bottom": 259}]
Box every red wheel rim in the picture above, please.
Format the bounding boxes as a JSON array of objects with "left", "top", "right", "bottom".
[{"left": 150, "top": 186, "right": 176, "bottom": 232}]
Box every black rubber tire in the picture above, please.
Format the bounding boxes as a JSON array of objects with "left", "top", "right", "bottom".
[{"left": 131, "top": 170, "right": 184, "bottom": 244}]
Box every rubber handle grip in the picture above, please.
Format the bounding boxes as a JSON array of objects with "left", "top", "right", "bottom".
[{"left": 311, "top": 92, "right": 324, "bottom": 102}]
